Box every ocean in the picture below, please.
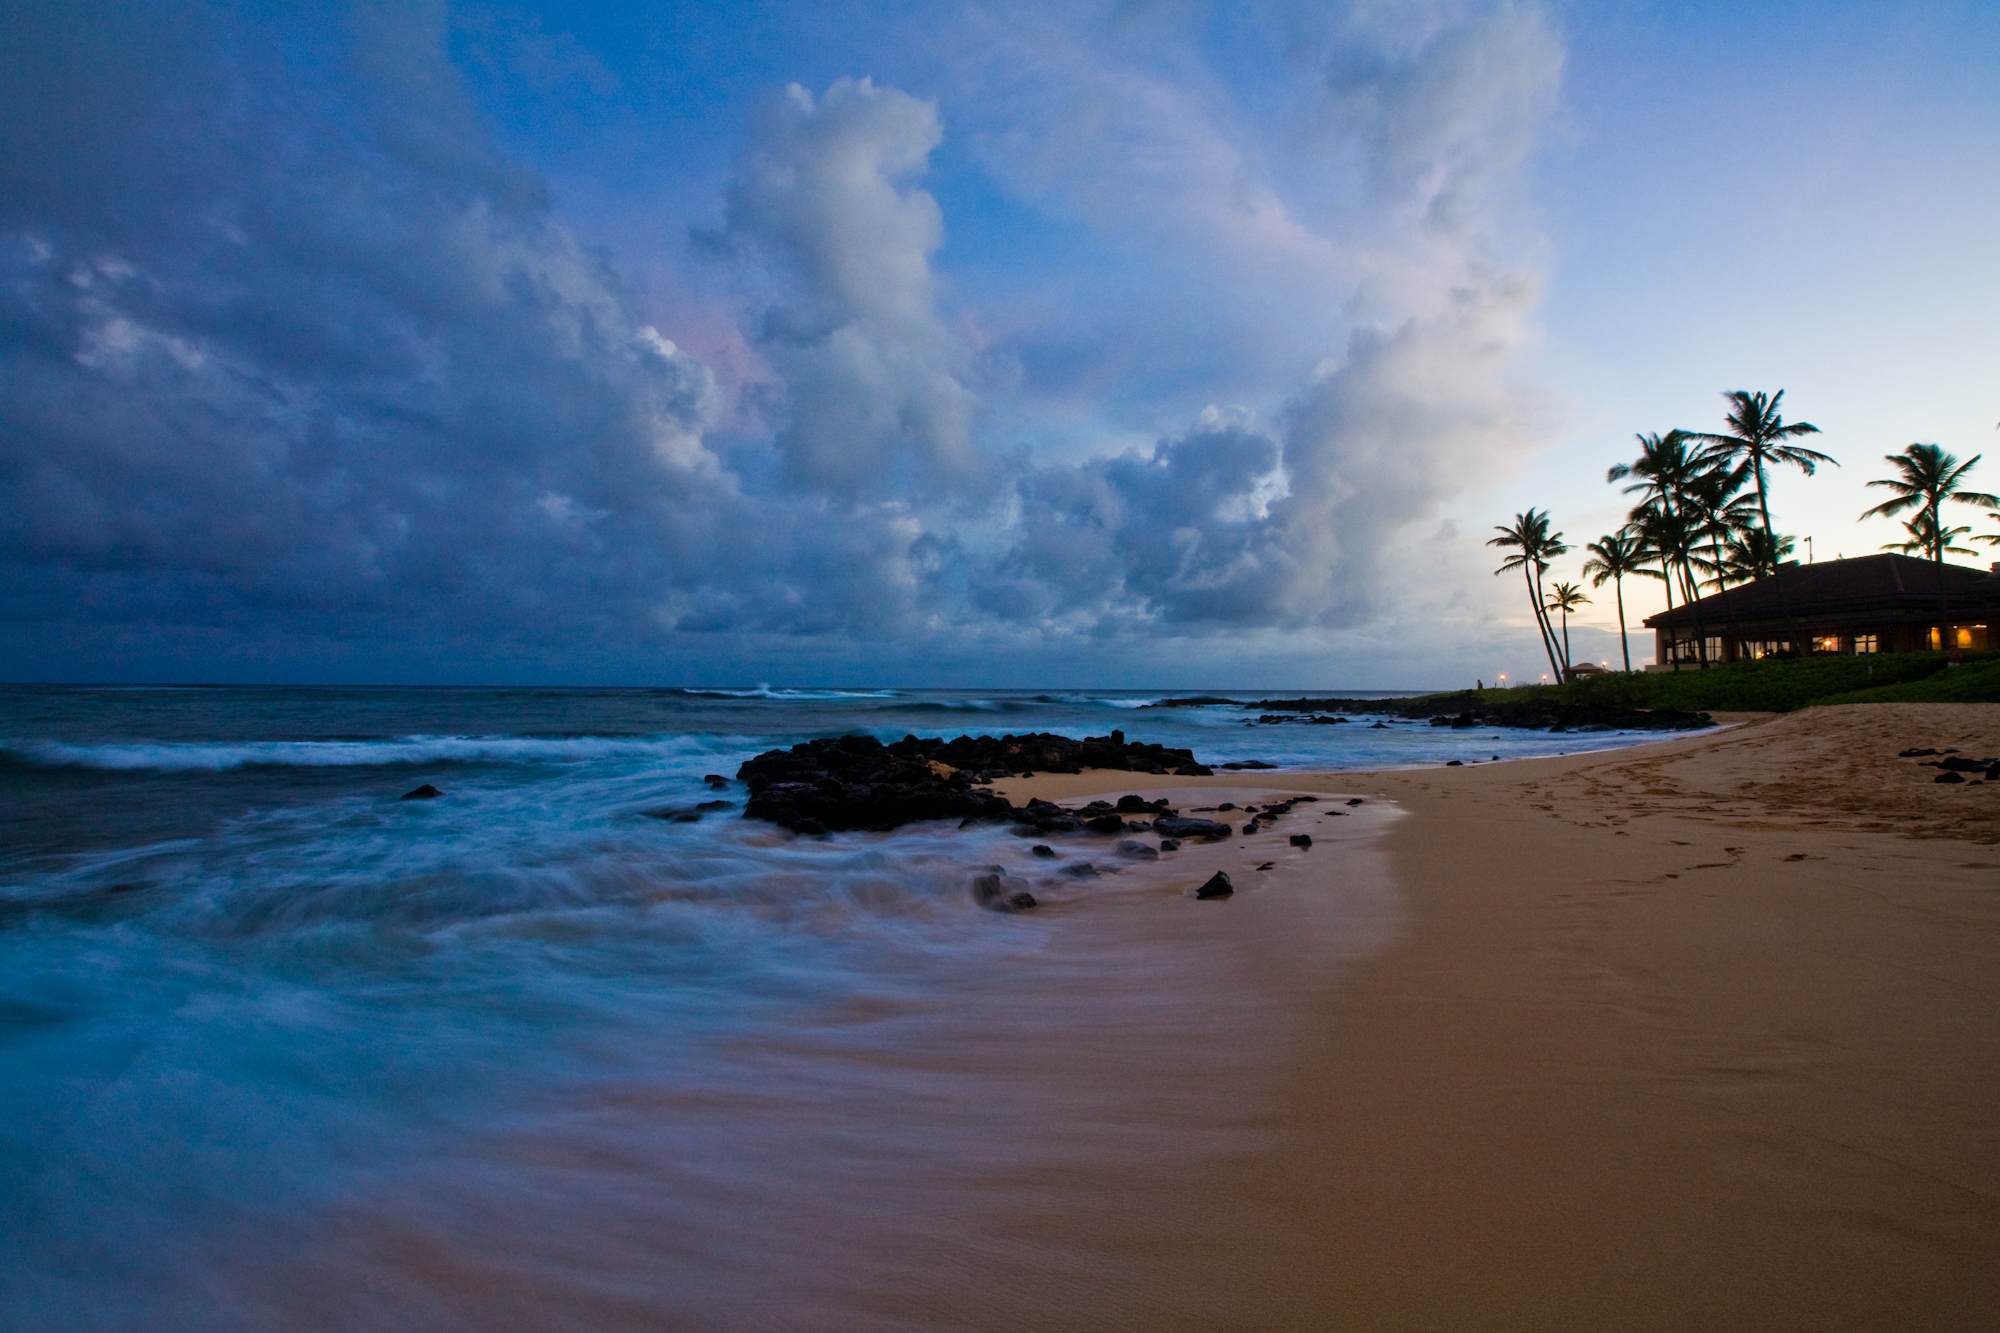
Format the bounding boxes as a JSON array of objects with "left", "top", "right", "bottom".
[{"left": 0, "top": 685, "right": 1666, "bottom": 1330}]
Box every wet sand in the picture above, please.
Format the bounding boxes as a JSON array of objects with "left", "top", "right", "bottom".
[{"left": 988, "top": 704, "right": 2000, "bottom": 1329}]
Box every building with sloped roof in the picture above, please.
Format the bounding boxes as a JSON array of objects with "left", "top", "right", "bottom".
[{"left": 1640, "top": 553, "right": 1999, "bottom": 669}]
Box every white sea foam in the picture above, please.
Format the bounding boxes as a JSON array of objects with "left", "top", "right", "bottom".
[{"left": 2, "top": 733, "right": 724, "bottom": 772}]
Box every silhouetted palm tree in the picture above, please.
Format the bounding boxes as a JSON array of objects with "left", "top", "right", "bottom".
[
  {"left": 1711, "top": 528, "right": 1795, "bottom": 588},
  {"left": 1489, "top": 510, "right": 1568, "bottom": 683},
  {"left": 1681, "top": 459, "right": 1759, "bottom": 656},
  {"left": 1687, "top": 390, "right": 1833, "bottom": 654},
  {"left": 1686, "top": 390, "right": 1835, "bottom": 576},
  {"left": 1612, "top": 432, "right": 1712, "bottom": 666},
  {"left": 1580, "top": 529, "right": 1649, "bottom": 672},
  {"left": 1545, "top": 581, "right": 1590, "bottom": 678},
  {"left": 1880, "top": 510, "right": 1975, "bottom": 558},
  {"left": 1863, "top": 444, "right": 1998, "bottom": 651}
]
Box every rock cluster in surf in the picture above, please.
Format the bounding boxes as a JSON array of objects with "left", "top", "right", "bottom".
[
  {"left": 736, "top": 731, "right": 1215, "bottom": 834},
  {"left": 1232, "top": 691, "right": 1712, "bottom": 733}
]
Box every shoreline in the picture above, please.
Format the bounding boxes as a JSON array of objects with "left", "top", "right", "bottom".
[{"left": 987, "top": 704, "right": 2000, "bottom": 1326}]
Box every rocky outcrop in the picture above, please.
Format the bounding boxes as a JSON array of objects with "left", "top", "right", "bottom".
[
  {"left": 735, "top": 732, "right": 1212, "bottom": 834},
  {"left": 1243, "top": 691, "right": 1712, "bottom": 732}
]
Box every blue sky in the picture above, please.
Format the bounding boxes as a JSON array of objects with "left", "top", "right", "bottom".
[{"left": 3, "top": 0, "right": 1996, "bottom": 686}]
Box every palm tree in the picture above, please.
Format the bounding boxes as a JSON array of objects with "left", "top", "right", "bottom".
[
  {"left": 1710, "top": 528, "right": 1796, "bottom": 589},
  {"left": 1880, "top": 510, "right": 1975, "bottom": 558},
  {"left": 1580, "top": 530, "right": 1648, "bottom": 672},
  {"left": 1612, "top": 432, "right": 1717, "bottom": 667},
  {"left": 1681, "top": 459, "right": 1758, "bottom": 656},
  {"left": 1686, "top": 390, "right": 1835, "bottom": 576},
  {"left": 1545, "top": 581, "right": 1590, "bottom": 679},
  {"left": 1489, "top": 510, "right": 1569, "bottom": 683},
  {"left": 1687, "top": 389, "right": 1834, "bottom": 654},
  {"left": 1861, "top": 444, "right": 1997, "bottom": 654}
]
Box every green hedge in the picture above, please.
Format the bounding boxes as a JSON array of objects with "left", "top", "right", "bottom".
[
  {"left": 1451, "top": 652, "right": 1988, "bottom": 714},
  {"left": 1813, "top": 655, "right": 2000, "bottom": 705}
]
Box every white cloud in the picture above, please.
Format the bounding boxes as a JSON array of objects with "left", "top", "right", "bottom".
[{"left": 722, "top": 78, "right": 983, "bottom": 497}]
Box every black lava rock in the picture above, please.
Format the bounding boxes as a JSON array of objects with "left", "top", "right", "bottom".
[
  {"left": 971, "top": 872, "right": 1037, "bottom": 912},
  {"left": 1086, "top": 813, "right": 1128, "bottom": 835},
  {"left": 1195, "top": 871, "right": 1234, "bottom": 899},
  {"left": 1159, "top": 839, "right": 1182, "bottom": 852},
  {"left": 735, "top": 731, "right": 1214, "bottom": 833},
  {"left": 400, "top": 784, "right": 443, "bottom": 800},
  {"left": 703, "top": 774, "right": 730, "bottom": 787},
  {"left": 1242, "top": 691, "right": 1712, "bottom": 733},
  {"left": 1936, "top": 771, "right": 1967, "bottom": 784},
  {"left": 1155, "top": 816, "right": 1233, "bottom": 841},
  {"left": 1289, "top": 834, "right": 1312, "bottom": 848},
  {"left": 1031, "top": 844, "right": 1058, "bottom": 858}
]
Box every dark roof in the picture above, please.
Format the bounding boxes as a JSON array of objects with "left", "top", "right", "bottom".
[{"left": 1644, "top": 553, "right": 1997, "bottom": 630}]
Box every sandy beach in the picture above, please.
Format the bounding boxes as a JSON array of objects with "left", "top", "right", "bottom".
[{"left": 984, "top": 703, "right": 2000, "bottom": 1329}]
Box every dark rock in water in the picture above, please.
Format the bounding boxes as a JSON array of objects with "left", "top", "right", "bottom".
[
  {"left": 1174, "top": 764, "right": 1217, "bottom": 776},
  {"left": 1899, "top": 747, "right": 1940, "bottom": 758},
  {"left": 1159, "top": 838, "right": 1181, "bottom": 852},
  {"left": 1063, "top": 862, "right": 1101, "bottom": 879},
  {"left": 1289, "top": 834, "right": 1312, "bottom": 848},
  {"left": 1246, "top": 690, "right": 1712, "bottom": 733},
  {"left": 645, "top": 801, "right": 732, "bottom": 822},
  {"left": 794, "top": 818, "right": 828, "bottom": 836},
  {"left": 1346, "top": 798, "right": 1365, "bottom": 806},
  {"left": 1217, "top": 803, "right": 1237, "bottom": 811},
  {"left": 1031, "top": 844, "right": 1058, "bottom": 859},
  {"left": 1115, "top": 794, "right": 1157, "bottom": 813},
  {"left": 1085, "top": 813, "right": 1128, "bottom": 835},
  {"left": 1369, "top": 721, "right": 1389, "bottom": 729},
  {"left": 1937, "top": 756, "right": 1992, "bottom": 772},
  {"left": 1195, "top": 871, "right": 1234, "bottom": 899},
  {"left": 1256, "top": 861, "right": 1275, "bottom": 871},
  {"left": 1155, "top": 816, "right": 1232, "bottom": 841},
  {"left": 1243, "top": 820, "right": 1261, "bottom": 834},
  {"left": 1445, "top": 759, "right": 1464, "bottom": 767},
  {"left": 1118, "top": 840, "right": 1160, "bottom": 860},
  {"left": 400, "top": 784, "right": 443, "bottom": 801},
  {"left": 734, "top": 730, "right": 1213, "bottom": 833},
  {"left": 1220, "top": 759, "right": 1278, "bottom": 770},
  {"left": 703, "top": 774, "right": 730, "bottom": 787},
  {"left": 1936, "top": 771, "right": 1967, "bottom": 784},
  {"left": 971, "top": 873, "right": 1037, "bottom": 912}
]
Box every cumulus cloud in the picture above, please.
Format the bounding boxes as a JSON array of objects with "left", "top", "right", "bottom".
[
  {"left": 985, "top": 1, "right": 1560, "bottom": 632},
  {"left": 0, "top": 4, "right": 969, "bottom": 666},
  {"left": 721, "top": 78, "right": 983, "bottom": 497},
  {"left": 0, "top": 0, "right": 1565, "bottom": 679}
]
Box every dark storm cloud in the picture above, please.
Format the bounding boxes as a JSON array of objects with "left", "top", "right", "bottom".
[
  {"left": 0, "top": 1, "right": 1562, "bottom": 675},
  {"left": 0, "top": 1, "right": 959, "bottom": 657}
]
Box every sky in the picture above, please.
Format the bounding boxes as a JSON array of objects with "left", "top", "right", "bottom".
[{"left": 3, "top": 0, "right": 1996, "bottom": 688}]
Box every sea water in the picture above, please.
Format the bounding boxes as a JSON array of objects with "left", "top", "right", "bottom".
[{"left": 0, "top": 686, "right": 1667, "bottom": 1330}]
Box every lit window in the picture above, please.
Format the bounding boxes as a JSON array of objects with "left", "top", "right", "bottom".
[
  {"left": 1814, "top": 635, "right": 1841, "bottom": 653},
  {"left": 1853, "top": 634, "right": 1879, "bottom": 654}
]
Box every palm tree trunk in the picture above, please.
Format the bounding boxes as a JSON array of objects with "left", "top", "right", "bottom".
[
  {"left": 1680, "top": 549, "right": 1711, "bottom": 669},
  {"left": 1614, "top": 574, "right": 1630, "bottom": 672},
  {"left": 1935, "top": 506, "right": 1952, "bottom": 655},
  {"left": 1523, "top": 565, "right": 1563, "bottom": 682},
  {"left": 1755, "top": 456, "right": 1809, "bottom": 654},
  {"left": 1659, "top": 555, "right": 1680, "bottom": 671},
  {"left": 1707, "top": 531, "right": 1745, "bottom": 663},
  {"left": 1560, "top": 607, "right": 1573, "bottom": 676}
]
